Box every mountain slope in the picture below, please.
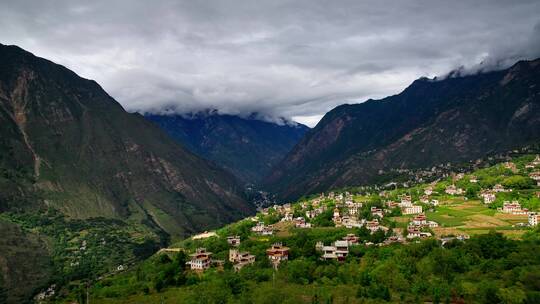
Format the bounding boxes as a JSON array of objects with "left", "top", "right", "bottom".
[
  {"left": 145, "top": 113, "right": 309, "bottom": 183},
  {"left": 0, "top": 218, "right": 52, "bottom": 304},
  {"left": 265, "top": 59, "right": 540, "bottom": 201},
  {"left": 0, "top": 43, "right": 254, "bottom": 237}
]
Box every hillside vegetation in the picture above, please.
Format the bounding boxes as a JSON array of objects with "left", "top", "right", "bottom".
[{"left": 54, "top": 155, "right": 540, "bottom": 303}]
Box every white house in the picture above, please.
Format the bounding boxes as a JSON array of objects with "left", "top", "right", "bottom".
[
  {"left": 412, "top": 214, "right": 427, "bottom": 226},
  {"left": 481, "top": 191, "right": 496, "bottom": 204},
  {"left": 400, "top": 196, "right": 413, "bottom": 207},
  {"left": 227, "top": 236, "right": 241, "bottom": 246},
  {"left": 371, "top": 207, "right": 384, "bottom": 218},
  {"left": 402, "top": 205, "right": 423, "bottom": 215},
  {"left": 319, "top": 240, "right": 349, "bottom": 261},
  {"left": 407, "top": 227, "right": 432, "bottom": 239},
  {"left": 251, "top": 222, "right": 273, "bottom": 235},
  {"left": 445, "top": 185, "right": 463, "bottom": 195},
  {"left": 229, "top": 249, "right": 256, "bottom": 271},
  {"left": 501, "top": 201, "right": 528, "bottom": 215},
  {"left": 529, "top": 212, "right": 540, "bottom": 226},
  {"left": 493, "top": 184, "right": 509, "bottom": 193},
  {"left": 186, "top": 248, "right": 213, "bottom": 271},
  {"left": 529, "top": 171, "right": 540, "bottom": 186}
]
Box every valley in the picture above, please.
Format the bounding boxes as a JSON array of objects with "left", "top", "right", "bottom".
[
  {"left": 145, "top": 112, "right": 309, "bottom": 183},
  {"left": 0, "top": 45, "right": 539, "bottom": 304},
  {"left": 49, "top": 154, "right": 540, "bottom": 303}
]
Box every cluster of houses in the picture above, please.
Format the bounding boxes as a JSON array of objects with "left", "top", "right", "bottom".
[
  {"left": 445, "top": 184, "right": 464, "bottom": 196},
  {"left": 186, "top": 237, "right": 290, "bottom": 272},
  {"left": 525, "top": 155, "right": 540, "bottom": 169},
  {"left": 255, "top": 191, "right": 404, "bottom": 244},
  {"left": 251, "top": 222, "right": 273, "bottom": 235},
  {"left": 181, "top": 155, "right": 540, "bottom": 273}
]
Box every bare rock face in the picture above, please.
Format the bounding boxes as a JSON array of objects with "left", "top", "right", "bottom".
[
  {"left": 0, "top": 43, "right": 254, "bottom": 237},
  {"left": 265, "top": 58, "right": 540, "bottom": 201}
]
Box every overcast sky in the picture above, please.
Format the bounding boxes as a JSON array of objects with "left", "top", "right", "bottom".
[{"left": 1, "top": 1, "right": 539, "bottom": 126}]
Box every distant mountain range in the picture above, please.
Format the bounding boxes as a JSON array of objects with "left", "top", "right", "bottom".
[
  {"left": 0, "top": 43, "right": 254, "bottom": 237},
  {"left": 145, "top": 112, "right": 309, "bottom": 183},
  {"left": 264, "top": 58, "right": 540, "bottom": 201}
]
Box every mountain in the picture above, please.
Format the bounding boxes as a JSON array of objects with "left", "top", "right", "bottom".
[
  {"left": 264, "top": 58, "right": 540, "bottom": 201},
  {"left": 0, "top": 43, "right": 254, "bottom": 237},
  {"left": 145, "top": 112, "right": 309, "bottom": 183}
]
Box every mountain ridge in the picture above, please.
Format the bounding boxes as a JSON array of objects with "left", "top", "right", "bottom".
[
  {"left": 264, "top": 58, "right": 540, "bottom": 201},
  {"left": 0, "top": 43, "right": 254, "bottom": 237},
  {"left": 145, "top": 112, "right": 309, "bottom": 183}
]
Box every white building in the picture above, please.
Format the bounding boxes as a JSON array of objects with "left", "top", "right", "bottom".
[
  {"left": 227, "top": 236, "right": 241, "bottom": 246},
  {"left": 407, "top": 227, "right": 432, "bottom": 239},
  {"left": 186, "top": 248, "right": 213, "bottom": 271},
  {"left": 319, "top": 240, "right": 349, "bottom": 261},
  {"left": 251, "top": 222, "right": 273, "bottom": 235},
  {"left": 411, "top": 214, "right": 427, "bottom": 226},
  {"left": 445, "top": 185, "right": 463, "bottom": 195},
  {"left": 400, "top": 196, "right": 412, "bottom": 207},
  {"left": 501, "top": 201, "right": 528, "bottom": 215},
  {"left": 281, "top": 212, "right": 293, "bottom": 222},
  {"left": 402, "top": 205, "right": 423, "bottom": 215},
  {"left": 294, "top": 217, "right": 312, "bottom": 228},
  {"left": 371, "top": 207, "right": 384, "bottom": 218},
  {"left": 529, "top": 212, "right": 540, "bottom": 226},
  {"left": 229, "top": 249, "right": 256, "bottom": 271},
  {"left": 529, "top": 171, "right": 540, "bottom": 186},
  {"left": 481, "top": 191, "right": 496, "bottom": 204},
  {"left": 493, "top": 184, "right": 509, "bottom": 193}
]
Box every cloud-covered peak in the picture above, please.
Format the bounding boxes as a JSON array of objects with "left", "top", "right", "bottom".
[{"left": 1, "top": 0, "right": 539, "bottom": 126}]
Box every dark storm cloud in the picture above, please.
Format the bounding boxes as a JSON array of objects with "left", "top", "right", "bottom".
[{"left": 1, "top": 0, "right": 539, "bottom": 126}]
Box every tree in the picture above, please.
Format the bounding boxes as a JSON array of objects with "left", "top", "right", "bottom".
[
  {"left": 497, "top": 286, "right": 526, "bottom": 304},
  {"left": 370, "top": 229, "right": 386, "bottom": 244},
  {"left": 154, "top": 277, "right": 164, "bottom": 292},
  {"left": 502, "top": 176, "right": 534, "bottom": 190},
  {"left": 0, "top": 275, "right": 7, "bottom": 304}
]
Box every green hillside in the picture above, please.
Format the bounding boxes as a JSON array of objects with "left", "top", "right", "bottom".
[{"left": 53, "top": 155, "right": 540, "bottom": 303}]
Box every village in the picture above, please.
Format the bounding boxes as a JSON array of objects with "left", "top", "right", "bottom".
[{"left": 177, "top": 155, "right": 540, "bottom": 273}]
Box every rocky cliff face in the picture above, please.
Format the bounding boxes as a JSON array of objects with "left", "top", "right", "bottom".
[
  {"left": 145, "top": 113, "right": 309, "bottom": 183},
  {"left": 265, "top": 59, "right": 540, "bottom": 201},
  {"left": 0, "top": 44, "right": 254, "bottom": 237}
]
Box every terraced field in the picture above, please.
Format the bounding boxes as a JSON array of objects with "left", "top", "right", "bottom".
[{"left": 390, "top": 199, "right": 530, "bottom": 239}]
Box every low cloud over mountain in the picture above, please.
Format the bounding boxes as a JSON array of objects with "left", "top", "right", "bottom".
[{"left": 2, "top": 0, "right": 539, "bottom": 126}]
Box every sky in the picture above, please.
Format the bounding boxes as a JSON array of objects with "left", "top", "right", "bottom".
[{"left": 1, "top": 1, "right": 539, "bottom": 127}]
